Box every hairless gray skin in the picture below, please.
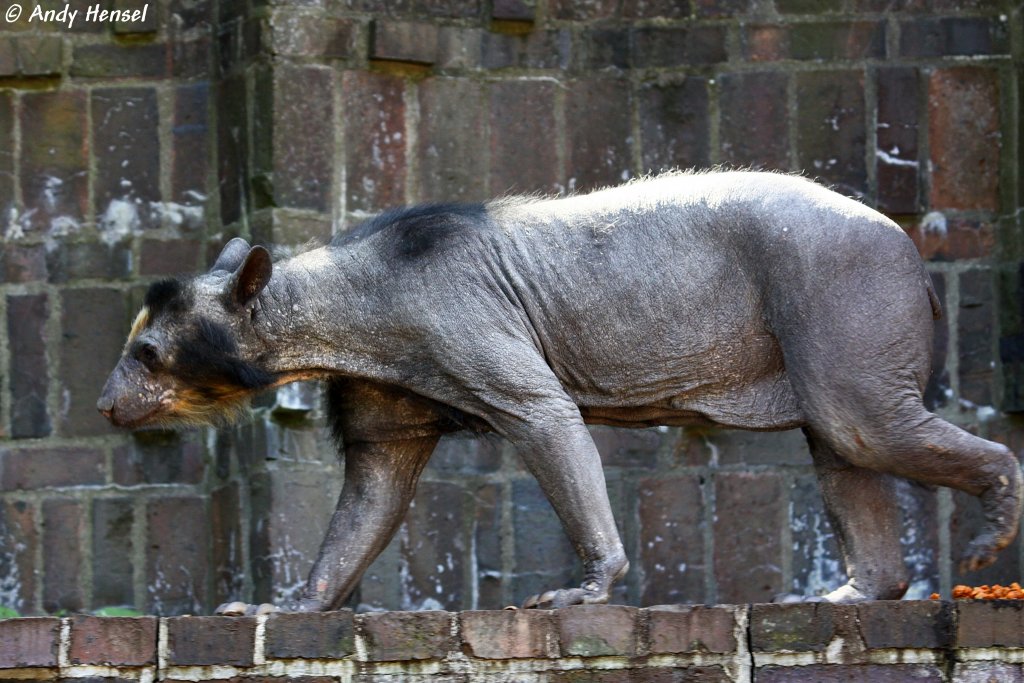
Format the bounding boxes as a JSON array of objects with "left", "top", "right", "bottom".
[{"left": 97, "top": 171, "right": 1023, "bottom": 614}]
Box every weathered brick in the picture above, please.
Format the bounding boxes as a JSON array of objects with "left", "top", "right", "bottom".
[
  {"left": 46, "top": 242, "right": 132, "bottom": 282},
  {"left": 858, "top": 600, "right": 952, "bottom": 649},
  {"left": 566, "top": 78, "right": 633, "bottom": 192},
  {"left": 900, "top": 17, "right": 1008, "bottom": 58},
  {"left": 795, "top": 70, "right": 866, "bottom": 198},
  {"left": 549, "top": 0, "right": 618, "bottom": 21},
  {"left": 9, "top": 36, "right": 63, "bottom": 76},
  {"left": 265, "top": 610, "right": 355, "bottom": 659},
  {"left": 493, "top": 0, "right": 534, "bottom": 20},
  {"left": 261, "top": 64, "right": 335, "bottom": 212},
  {"left": 928, "top": 67, "right": 1000, "bottom": 211},
  {"left": 93, "top": 87, "right": 160, "bottom": 228},
  {"left": 482, "top": 28, "right": 572, "bottom": 70},
  {"left": 790, "top": 473, "right": 846, "bottom": 599},
  {"left": 401, "top": 481, "right": 466, "bottom": 610},
  {"left": 0, "top": 91, "right": 11, "bottom": 212},
  {"left": 460, "top": 610, "right": 558, "bottom": 659},
  {"left": 211, "top": 483, "right": 243, "bottom": 605},
  {"left": 906, "top": 217, "right": 994, "bottom": 263},
  {"left": 776, "top": 0, "right": 841, "bottom": 12},
  {"left": 140, "top": 238, "right": 203, "bottom": 276},
  {"left": 952, "top": 663, "right": 1024, "bottom": 683},
  {"left": 7, "top": 293, "right": 50, "bottom": 439},
  {"left": 371, "top": 20, "right": 438, "bottom": 64},
  {"left": 956, "top": 600, "right": 1024, "bottom": 648},
  {"left": 638, "top": 474, "right": 705, "bottom": 605},
  {"left": 719, "top": 71, "right": 789, "bottom": 170},
  {"left": 112, "top": 432, "right": 205, "bottom": 486},
  {"left": 0, "top": 617, "right": 60, "bottom": 667},
  {"left": 43, "top": 498, "right": 84, "bottom": 613},
  {"left": 473, "top": 483, "right": 503, "bottom": 609},
  {"left": 111, "top": 0, "right": 158, "bottom": 33},
  {"left": 91, "top": 498, "right": 135, "bottom": 607},
  {"left": 360, "top": 610, "right": 454, "bottom": 661},
  {"left": 951, "top": 488, "right": 1019, "bottom": 589},
  {"left": 171, "top": 83, "right": 209, "bottom": 216},
  {"left": 418, "top": 78, "right": 487, "bottom": 202},
  {"left": 342, "top": 70, "right": 406, "bottom": 213},
  {"left": 683, "top": 427, "right": 810, "bottom": 467},
  {"left": 216, "top": 73, "right": 248, "bottom": 227},
  {"left": 582, "top": 28, "right": 629, "bottom": 70},
  {"left": 742, "top": 25, "right": 787, "bottom": 62},
  {"left": 250, "top": 469, "right": 340, "bottom": 606},
  {"left": 758, "top": 664, "right": 944, "bottom": 682},
  {"left": 510, "top": 478, "right": 578, "bottom": 605},
  {"left": 714, "top": 471, "right": 784, "bottom": 603},
  {"left": 69, "top": 616, "right": 157, "bottom": 665},
  {"left": 0, "top": 500, "right": 37, "bottom": 614},
  {"left": 19, "top": 90, "right": 88, "bottom": 233},
  {"left": 638, "top": 76, "right": 709, "bottom": 173},
  {"left": 2, "top": 245, "right": 46, "bottom": 283},
  {"left": 428, "top": 435, "right": 503, "bottom": 474},
  {"left": 631, "top": 26, "right": 727, "bottom": 67},
  {"left": 789, "top": 21, "right": 884, "bottom": 61},
  {"left": 268, "top": 13, "right": 356, "bottom": 58},
  {"left": 558, "top": 605, "right": 638, "bottom": 657},
  {"left": 489, "top": 79, "right": 560, "bottom": 195},
  {"left": 750, "top": 603, "right": 851, "bottom": 652},
  {"left": 166, "top": 616, "right": 256, "bottom": 665},
  {"left": 71, "top": 42, "right": 169, "bottom": 78},
  {"left": 694, "top": 0, "right": 750, "bottom": 18},
  {"left": 58, "top": 288, "right": 127, "bottom": 436},
  {"left": 0, "top": 447, "right": 106, "bottom": 491},
  {"left": 646, "top": 605, "right": 738, "bottom": 654},
  {"left": 146, "top": 496, "right": 209, "bottom": 615},
  {"left": 876, "top": 67, "right": 921, "bottom": 214},
  {"left": 957, "top": 268, "right": 995, "bottom": 406}
]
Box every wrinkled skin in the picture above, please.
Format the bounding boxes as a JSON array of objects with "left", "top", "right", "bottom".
[{"left": 98, "top": 171, "right": 1023, "bottom": 613}]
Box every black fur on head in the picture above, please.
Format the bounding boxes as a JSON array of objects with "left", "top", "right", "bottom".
[
  {"left": 144, "top": 278, "right": 192, "bottom": 318},
  {"left": 173, "top": 317, "right": 274, "bottom": 400}
]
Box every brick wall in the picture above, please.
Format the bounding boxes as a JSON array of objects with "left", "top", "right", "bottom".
[
  {"left": 0, "top": 0, "right": 1022, "bottom": 619},
  {"left": 3, "top": 601, "right": 1024, "bottom": 680}
]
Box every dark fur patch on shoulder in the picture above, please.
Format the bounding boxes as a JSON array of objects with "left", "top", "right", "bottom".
[
  {"left": 174, "top": 317, "right": 273, "bottom": 396},
  {"left": 144, "top": 278, "right": 191, "bottom": 316},
  {"left": 336, "top": 203, "right": 488, "bottom": 260}
]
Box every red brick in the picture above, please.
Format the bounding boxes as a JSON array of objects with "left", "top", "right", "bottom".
[
  {"left": 549, "top": 0, "right": 618, "bottom": 20},
  {"left": 43, "top": 499, "right": 84, "bottom": 613},
  {"left": 694, "top": 0, "right": 751, "bottom": 18},
  {"left": 70, "top": 42, "right": 169, "bottom": 79},
  {"left": 112, "top": 432, "right": 205, "bottom": 486},
  {"left": 795, "top": 70, "right": 867, "bottom": 198},
  {"left": 558, "top": 605, "right": 638, "bottom": 657},
  {"left": 0, "top": 447, "right": 106, "bottom": 491},
  {"left": 0, "top": 617, "right": 60, "bottom": 667},
  {"left": 402, "top": 481, "right": 467, "bottom": 610},
  {"left": 371, "top": 20, "right": 438, "bottom": 64},
  {"left": 146, "top": 497, "right": 210, "bottom": 615},
  {"left": 166, "top": 616, "right": 256, "bottom": 665},
  {"left": 268, "top": 12, "right": 357, "bottom": 58},
  {"left": 265, "top": 610, "right": 355, "bottom": 659},
  {"left": 489, "top": 80, "right": 560, "bottom": 195},
  {"left": 58, "top": 288, "right": 128, "bottom": 437},
  {"left": 621, "top": 0, "right": 691, "bottom": 18},
  {"left": 952, "top": 662, "right": 1024, "bottom": 682},
  {"left": 69, "top": 616, "right": 157, "bottom": 665},
  {"left": 19, "top": 90, "right": 88, "bottom": 233},
  {"left": 0, "top": 500, "right": 36, "bottom": 614},
  {"left": 646, "top": 605, "right": 738, "bottom": 654},
  {"left": 493, "top": 0, "right": 534, "bottom": 20},
  {"left": 928, "top": 68, "right": 1000, "bottom": 211},
  {"left": 7, "top": 293, "right": 50, "bottom": 438},
  {"left": 638, "top": 474, "right": 705, "bottom": 605},
  {"left": 714, "top": 472, "right": 785, "bottom": 603},
  {"left": 789, "top": 21, "right": 884, "bottom": 61},
  {"left": 900, "top": 17, "right": 1008, "bottom": 58},
  {"left": 510, "top": 479, "right": 577, "bottom": 604},
  {"left": 631, "top": 27, "right": 727, "bottom": 67},
  {"left": 750, "top": 603, "right": 854, "bottom": 652},
  {"left": 359, "top": 610, "right": 454, "bottom": 661},
  {"left": 460, "top": 610, "right": 558, "bottom": 659},
  {"left": 957, "top": 601, "right": 1024, "bottom": 647},
  {"left": 566, "top": 78, "right": 633, "bottom": 192},
  {"left": 758, "top": 664, "right": 944, "bottom": 682},
  {"left": 858, "top": 600, "right": 952, "bottom": 649},
  {"left": 342, "top": 70, "right": 406, "bottom": 213},
  {"left": 46, "top": 242, "right": 132, "bottom": 282},
  {"left": 417, "top": 78, "right": 487, "bottom": 202},
  {"left": 876, "top": 67, "right": 921, "bottom": 214},
  {"left": 905, "top": 218, "right": 994, "bottom": 262},
  {"left": 638, "top": 76, "right": 710, "bottom": 173},
  {"left": 719, "top": 71, "right": 789, "bottom": 170}
]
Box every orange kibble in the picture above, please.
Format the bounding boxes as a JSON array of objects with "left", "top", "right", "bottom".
[
  {"left": 953, "top": 585, "right": 972, "bottom": 599},
  {"left": 1007, "top": 591, "right": 1023, "bottom": 599},
  {"left": 929, "top": 592, "right": 940, "bottom": 600}
]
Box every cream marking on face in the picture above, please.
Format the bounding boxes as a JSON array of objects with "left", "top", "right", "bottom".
[{"left": 124, "top": 306, "right": 150, "bottom": 353}]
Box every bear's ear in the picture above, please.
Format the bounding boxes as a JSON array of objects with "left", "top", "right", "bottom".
[
  {"left": 211, "top": 237, "right": 252, "bottom": 273},
  {"left": 227, "top": 245, "right": 273, "bottom": 307}
]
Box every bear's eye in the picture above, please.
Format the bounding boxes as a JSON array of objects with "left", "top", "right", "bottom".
[{"left": 135, "top": 342, "right": 162, "bottom": 371}]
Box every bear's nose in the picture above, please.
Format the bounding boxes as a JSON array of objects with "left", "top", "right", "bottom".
[{"left": 96, "top": 394, "right": 114, "bottom": 420}]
